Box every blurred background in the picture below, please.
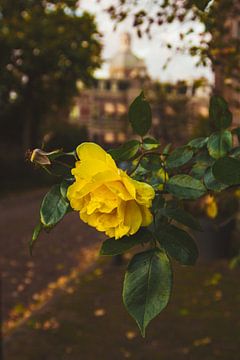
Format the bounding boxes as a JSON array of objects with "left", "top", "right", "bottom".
[{"left": 1, "top": 0, "right": 240, "bottom": 359}]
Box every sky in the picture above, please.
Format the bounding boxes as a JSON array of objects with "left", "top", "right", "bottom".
[{"left": 79, "top": 1, "right": 214, "bottom": 83}]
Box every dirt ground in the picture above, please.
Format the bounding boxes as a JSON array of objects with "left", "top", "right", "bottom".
[
  {"left": 1, "top": 189, "right": 240, "bottom": 360},
  {"left": 0, "top": 188, "right": 103, "bottom": 324},
  {"left": 3, "top": 258, "right": 240, "bottom": 360}
]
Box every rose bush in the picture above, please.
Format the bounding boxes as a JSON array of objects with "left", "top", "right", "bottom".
[
  {"left": 67, "top": 142, "right": 155, "bottom": 239},
  {"left": 29, "top": 92, "right": 240, "bottom": 337}
]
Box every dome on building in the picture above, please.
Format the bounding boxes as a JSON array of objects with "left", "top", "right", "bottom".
[
  {"left": 110, "top": 52, "right": 143, "bottom": 69},
  {"left": 109, "top": 33, "right": 148, "bottom": 79}
]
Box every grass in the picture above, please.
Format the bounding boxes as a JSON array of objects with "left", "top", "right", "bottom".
[{"left": 4, "top": 257, "right": 240, "bottom": 360}]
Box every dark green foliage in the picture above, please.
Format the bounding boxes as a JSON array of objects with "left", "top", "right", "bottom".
[
  {"left": 128, "top": 92, "right": 152, "bottom": 136},
  {"left": 40, "top": 184, "right": 70, "bottom": 227},
  {"left": 209, "top": 96, "right": 232, "bottom": 130},
  {"left": 204, "top": 167, "right": 228, "bottom": 192},
  {"left": 0, "top": 0, "right": 101, "bottom": 150},
  {"left": 167, "top": 175, "right": 206, "bottom": 200},
  {"left": 140, "top": 154, "right": 162, "bottom": 171},
  {"left": 108, "top": 140, "right": 140, "bottom": 161},
  {"left": 60, "top": 179, "right": 74, "bottom": 199},
  {"left": 142, "top": 137, "right": 160, "bottom": 150},
  {"left": 30, "top": 93, "right": 240, "bottom": 337},
  {"left": 158, "top": 207, "right": 202, "bottom": 231},
  {"left": 29, "top": 222, "right": 43, "bottom": 255},
  {"left": 100, "top": 229, "right": 153, "bottom": 256},
  {"left": 123, "top": 249, "right": 172, "bottom": 337},
  {"left": 190, "top": 162, "right": 208, "bottom": 180},
  {"left": 167, "top": 146, "right": 193, "bottom": 169},
  {"left": 212, "top": 157, "right": 240, "bottom": 186},
  {"left": 157, "top": 224, "right": 199, "bottom": 265},
  {"left": 188, "top": 137, "right": 208, "bottom": 149},
  {"left": 105, "top": 0, "right": 239, "bottom": 97},
  {"left": 207, "top": 131, "right": 232, "bottom": 159}
]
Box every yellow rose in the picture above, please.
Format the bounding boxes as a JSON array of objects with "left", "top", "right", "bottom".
[{"left": 67, "top": 143, "right": 155, "bottom": 239}]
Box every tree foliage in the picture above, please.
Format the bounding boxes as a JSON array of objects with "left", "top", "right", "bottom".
[
  {"left": 105, "top": 0, "right": 240, "bottom": 85},
  {"left": 0, "top": 0, "right": 102, "bottom": 149}
]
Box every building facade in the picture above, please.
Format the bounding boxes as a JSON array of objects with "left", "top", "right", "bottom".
[
  {"left": 70, "top": 33, "right": 150, "bottom": 146},
  {"left": 70, "top": 33, "right": 211, "bottom": 147}
]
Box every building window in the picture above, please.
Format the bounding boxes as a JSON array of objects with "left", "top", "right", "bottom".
[
  {"left": 177, "top": 81, "right": 187, "bottom": 95},
  {"left": 104, "top": 132, "right": 115, "bottom": 143},
  {"left": 118, "top": 80, "right": 130, "bottom": 91},
  {"left": 165, "top": 84, "right": 173, "bottom": 94},
  {"left": 105, "top": 81, "right": 111, "bottom": 90},
  {"left": 117, "top": 132, "right": 126, "bottom": 142},
  {"left": 104, "top": 102, "right": 115, "bottom": 114},
  {"left": 117, "top": 103, "right": 127, "bottom": 114}
]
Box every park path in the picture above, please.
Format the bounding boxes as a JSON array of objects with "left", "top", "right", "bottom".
[{"left": 0, "top": 188, "right": 103, "bottom": 325}]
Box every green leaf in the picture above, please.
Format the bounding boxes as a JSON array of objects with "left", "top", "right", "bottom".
[
  {"left": 108, "top": 140, "right": 140, "bottom": 162},
  {"left": 191, "top": 152, "right": 214, "bottom": 180},
  {"left": 209, "top": 95, "right": 232, "bottom": 129},
  {"left": 207, "top": 131, "right": 232, "bottom": 159},
  {"left": 190, "top": 162, "right": 208, "bottom": 180},
  {"left": 140, "top": 154, "right": 162, "bottom": 171},
  {"left": 128, "top": 92, "right": 152, "bottom": 136},
  {"left": 212, "top": 157, "right": 240, "bottom": 186},
  {"left": 40, "top": 185, "right": 69, "bottom": 227},
  {"left": 60, "top": 179, "right": 74, "bottom": 199},
  {"left": 192, "top": 0, "right": 211, "bottom": 11},
  {"left": 188, "top": 137, "right": 208, "bottom": 149},
  {"left": 29, "top": 222, "right": 43, "bottom": 255},
  {"left": 152, "top": 194, "right": 165, "bottom": 212},
  {"left": 157, "top": 225, "right": 198, "bottom": 265},
  {"left": 123, "top": 249, "right": 172, "bottom": 337},
  {"left": 167, "top": 175, "right": 206, "bottom": 200},
  {"left": 194, "top": 152, "right": 215, "bottom": 166},
  {"left": 166, "top": 146, "right": 193, "bottom": 169},
  {"left": 142, "top": 137, "right": 160, "bottom": 150},
  {"left": 204, "top": 167, "right": 228, "bottom": 192},
  {"left": 159, "top": 208, "right": 202, "bottom": 231},
  {"left": 163, "top": 143, "right": 171, "bottom": 155},
  {"left": 132, "top": 164, "right": 149, "bottom": 178},
  {"left": 100, "top": 229, "right": 153, "bottom": 256}
]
